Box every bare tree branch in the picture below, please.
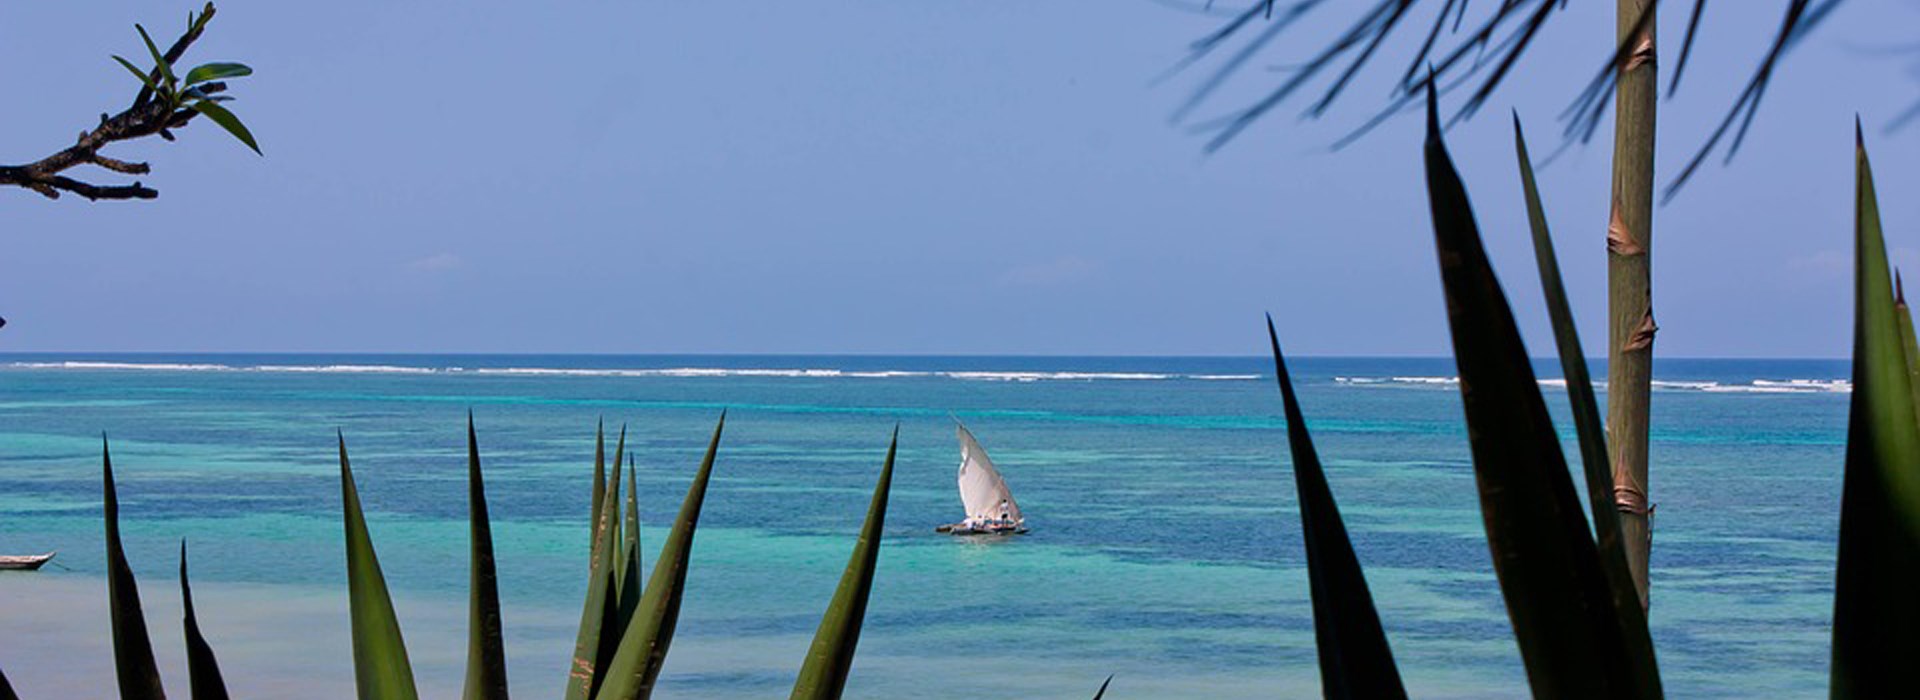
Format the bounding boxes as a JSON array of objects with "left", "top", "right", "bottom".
[{"left": 0, "top": 3, "right": 227, "bottom": 201}]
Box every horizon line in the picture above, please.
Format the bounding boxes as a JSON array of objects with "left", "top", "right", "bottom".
[{"left": 0, "top": 350, "right": 1854, "bottom": 362}]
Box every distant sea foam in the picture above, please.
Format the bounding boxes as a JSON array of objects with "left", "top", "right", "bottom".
[
  {"left": 1335, "top": 375, "right": 1852, "bottom": 393},
  {"left": 7, "top": 360, "right": 1852, "bottom": 392},
  {"left": 3, "top": 361, "right": 1257, "bottom": 383}
]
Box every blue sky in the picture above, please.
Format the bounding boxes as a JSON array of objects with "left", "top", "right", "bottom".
[{"left": 1, "top": 1, "right": 1916, "bottom": 357}]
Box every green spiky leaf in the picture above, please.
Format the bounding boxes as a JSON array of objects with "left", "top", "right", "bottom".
[
  {"left": 135, "top": 25, "right": 174, "bottom": 85},
  {"left": 1895, "top": 273, "right": 1920, "bottom": 422},
  {"left": 592, "top": 449, "right": 627, "bottom": 693},
  {"left": 790, "top": 428, "right": 896, "bottom": 700},
  {"left": 1513, "top": 115, "right": 1662, "bottom": 676},
  {"left": 1091, "top": 675, "right": 1113, "bottom": 700},
  {"left": 179, "top": 541, "right": 230, "bottom": 700},
  {"left": 187, "top": 99, "right": 261, "bottom": 155},
  {"left": 104, "top": 438, "right": 167, "bottom": 700},
  {"left": 1421, "top": 90, "right": 1659, "bottom": 699},
  {"left": 463, "top": 415, "right": 508, "bottom": 700},
  {"left": 564, "top": 425, "right": 627, "bottom": 700},
  {"left": 592, "top": 420, "right": 607, "bottom": 554},
  {"left": 1830, "top": 125, "right": 1920, "bottom": 696},
  {"left": 1266, "top": 316, "right": 1407, "bottom": 699},
  {"left": 617, "top": 455, "right": 643, "bottom": 636},
  {"left": 0, "top": 662, "right": 17, "bottom": 700},
  {"left": 184, "top": 62, "right": 250, "bottom": 85},
  {"left": 112, "top": 55, "right": 162, "bottom": 93},
  {"left": 596, "top": 413, "right": 726, "bottom": 700},
  {"left": 339, "top": 434, "right": 419, "bottom": 700}
]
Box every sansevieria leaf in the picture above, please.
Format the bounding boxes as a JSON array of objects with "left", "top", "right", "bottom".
[
  {"left": 339, "top": 434, "right": 419, "bottom": 699},
  {"left": 1421, "top": 89, "right": 1658, "bottom": 699},
  {"left": 1513, "top": 115, "right": 1662, "bottom": 680},
  {"left": 790, "top": 428, "right": 897, "bottom": 700},
  {"left": 464, "top": 415, "right": 509, "bottom": 700},
  {"left": 104, "top": 438, "right": 167, "bottom": 700},
  {"left": 1265, "top": 316, "right": 1406, "bottom": 699},
  {"left": 179, "top": 541, "right": 230, "bottom": 700},
  {"left": 596, "top": 412, "right": 727, "bottom": 700},
  {"left": 1830, "top": 124, "right": 1920, "bottom": 697}
]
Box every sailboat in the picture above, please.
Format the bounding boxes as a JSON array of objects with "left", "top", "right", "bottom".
[{"left": 936, "top": 421, "right": 1028, "bottom": 536}]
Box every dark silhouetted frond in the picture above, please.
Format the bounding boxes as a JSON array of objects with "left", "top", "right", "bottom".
[{"left": 1172, "top": 0, "right": 1850, "bottom": 199}]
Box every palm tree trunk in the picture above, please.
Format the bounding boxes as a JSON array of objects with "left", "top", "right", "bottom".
[{"left": 1607, "top": 0, "right": 1657, "bottom": 610}]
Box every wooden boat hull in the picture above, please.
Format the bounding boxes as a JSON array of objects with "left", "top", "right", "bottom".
[
  {"left": 935, "top": 524, "right": 1028, "bottom": 536},
  {"left": 0, "top": 552, "right": 55, "bottom": 571}
]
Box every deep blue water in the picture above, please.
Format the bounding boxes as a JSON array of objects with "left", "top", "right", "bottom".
[{"left": 0, "top": 354, "right": 1851, "bottom": 697}]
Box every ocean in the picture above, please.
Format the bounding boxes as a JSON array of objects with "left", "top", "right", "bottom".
[{"left": 0, "top": 354, "right": 1850, "bottom": 698}]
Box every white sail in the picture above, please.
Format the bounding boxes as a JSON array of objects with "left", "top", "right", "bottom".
[{"left": 956, "top": 422, "right": 1023, "bottom": 525}]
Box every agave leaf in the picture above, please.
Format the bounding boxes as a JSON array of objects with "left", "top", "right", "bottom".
[
  {"left": 789, "top": 428, "right": 897, "bottom": 700},
  {"left": 187, "top": 100, "right": 261, "bottom": 155},
  {"left": 610, "top": 452, "right": 633, "bottom": 598},
  {"left": 1895, "top": 272, "right": 1920, "bottom": 421},
  {"left": 564, "top": 428, "right": 625, "bottom": 700},
  {"left": 104, "top": 438, "right": 167, "bottom": 700},
  {"left": 617, "top": 455, "right": 643, "bottom": 634},
  {"left": 1830, "top": 125, "right": 1920, "bottom": 696},
  {"left": 596, "top": 412, "right": 727, "bottom": 700},
  {"left": 592, "top": 453, "right": 628, "bottom": 692},
  {"left": 1091, "top": 675, "right": 1113, "bottom": 700},
  {"left": 178, "top": 541, "right": 230, "bottom": 700},
  {"left": 1421, "top": 89, "right": 1658, "bottom": 699},
  {"left": 463, "top": 415, "right": 509, "bottom": 700},
  {"left": 1514, "top": 116, "right": 1662, "bottom": 676},
  {"left": 593, "top": 419, "right": 606, "bottom": 554},
  {"left": 339, "top": 434, "right": 420, "bottom": 699},
  {"left": 1265, "top": 316, "right": 1407, "bottom": 699},
  {"left": 0, "top": 663, "right": 16, "bottom": 700},
  {"left": 183, "top": 62, "right": 251, "bottom": 85}
]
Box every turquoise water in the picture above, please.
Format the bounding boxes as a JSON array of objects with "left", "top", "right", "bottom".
[{"left": 0, "top": 354, "right": 1849, "bottom": 697}]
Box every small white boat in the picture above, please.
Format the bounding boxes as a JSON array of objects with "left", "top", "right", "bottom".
[
  {"left": 937, "top": 421, "right": 1028, "bottom": 536},
  {"left": 0, "top": 551, "right": 55, "bottom": 571}
]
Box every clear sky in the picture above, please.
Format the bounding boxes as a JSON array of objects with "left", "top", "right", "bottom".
[{"left": 2, "top": 1, "right": 1916, "bottom": 357}]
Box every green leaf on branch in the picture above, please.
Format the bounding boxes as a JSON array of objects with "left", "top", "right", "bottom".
[
  {"left": 185, "top": 62, "right": 251, "bottom": 85},
  {"left": 112, "top": 55, "right": 162, "bottom": 93},
  {"left": 135, "top": 25, "right": 175, "bottom": 85},
  {"left": 188, "top": 99, "right": 261, "bottom": 155}
]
